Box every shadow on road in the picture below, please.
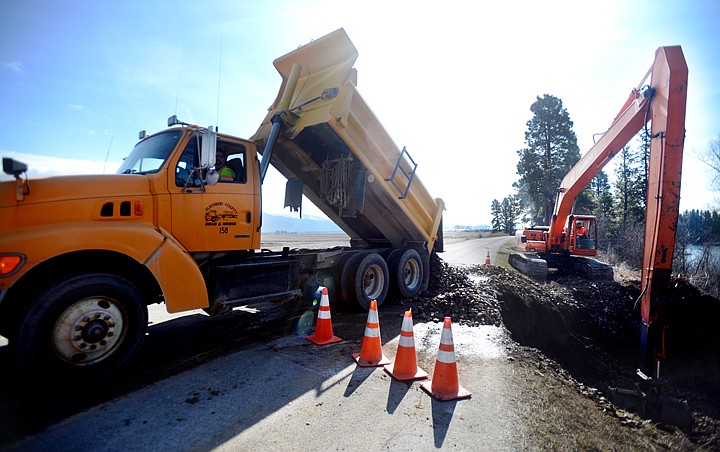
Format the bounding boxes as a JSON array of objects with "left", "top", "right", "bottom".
[
  {"left": 0, "top": 301, "right": 411, "bottom": 450},
  {"left": 343, "top": 365, "right": 376, "bottom": 398},
  {"left": 0, "top": 302, "right": 301, "bottom": 447},
  {"left": 431, "top": 398, "right": 458, "bottom": 448},
  {"left": 386, "top": 378, "right": 413, "bottom": 414}
]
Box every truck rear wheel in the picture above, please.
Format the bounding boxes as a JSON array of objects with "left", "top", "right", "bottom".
[
  {"left": 389, "top": 248, "right": 424, "bottom": 298},
  {"left": 14, "top": 273, "right": 148, "bottom": 385},
  {"left": 343, "top": 252, "right": 389, "bottom": 310}
]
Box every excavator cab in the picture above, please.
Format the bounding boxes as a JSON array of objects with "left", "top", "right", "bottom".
[{"left": 569, "top": 215, "right": 597, "bottom": 255}]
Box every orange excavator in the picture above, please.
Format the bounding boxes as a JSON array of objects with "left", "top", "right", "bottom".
[
  {"left": 512, "top": 45, "right": 686, "bottom": 287},
  {"left": 511, "top": 46, "right": 690, "bottom": 425}
]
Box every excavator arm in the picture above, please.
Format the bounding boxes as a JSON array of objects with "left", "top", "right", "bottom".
[
  {"left": 545, "top": 46, "right": 690, "bottom": 426},
  {"left": 513, "top": 46, "right": 689, "bottom": 426},
  {"left": 515, "top": 47, "right": 687, "bottom": 287},
  {"left": 638, "top": 47, "right": 688, "bottom": 364},
  {"left": 555, "top": 46, "right": 688, "bottom": 362}
]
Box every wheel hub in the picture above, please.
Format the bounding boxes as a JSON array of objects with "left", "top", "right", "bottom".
[
  {"left": 363, "top": 265, "right": 384, "bottom": 299},
  {"left": 53, "top": 297, "right": 124, "bottom": 364},
  {"left": 82, "top": 318, "right": 110, "bottom": 344},
  {"left": 403, "top": 259, "right": 421, "bottom": 287}
]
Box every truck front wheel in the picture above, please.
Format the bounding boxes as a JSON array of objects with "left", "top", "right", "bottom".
[{"left": 14, "top": 273, "right": 148, "bottom": 385}]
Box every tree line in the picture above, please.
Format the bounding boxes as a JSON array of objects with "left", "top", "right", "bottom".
[{"left": 678, "top": 209, "right": 720, "bottom": 245}]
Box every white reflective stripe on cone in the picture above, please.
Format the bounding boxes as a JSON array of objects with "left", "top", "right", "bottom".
[
  {"left": 440, "top": 330, "right": 454, "bottom": 345},
  {"left": 367, "top": 309, "right": 379, "bottom": 323},
  {"left": 398, "top": 335, "right": 415, "bottom": 347},
  {"left": 437, "top": 349, "right": 456, "bottom": 364},
  {"left": 401, "top": 316, "right": 413, "bottom": 331},
  {"left": 318, "top": 310, "right": 332, "bottom": 320},
  {"left": 364, "top": 327, "right": 380, "bottom": 338}
]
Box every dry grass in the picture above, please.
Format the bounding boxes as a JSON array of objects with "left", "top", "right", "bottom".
[{"left": 512, "top": 349, "right": 694, "bottom": 451}]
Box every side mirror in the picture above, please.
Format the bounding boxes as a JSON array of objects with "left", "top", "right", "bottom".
[
  {"left": 3, "top": 157, "right": 30, "bottom": 201},
  {"left": 3, "top": 158, "right": 28, "bottom": 178},
  {"left": 206, "top": 169, "right": 219, "bottom": 186},
  {"left": 200, "top": 127, "right": 216, "bottom": 169}
]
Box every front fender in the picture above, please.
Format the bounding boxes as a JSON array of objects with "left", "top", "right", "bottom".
[
  {"left": 0, "top": 223, "right": 208, "bottom": 312},
  {"left": 144, "top": 236, "right": 209, "bottom": 312}
]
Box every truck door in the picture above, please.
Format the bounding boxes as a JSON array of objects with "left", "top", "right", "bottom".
[{"left": 169, "top": 134, "right": 260, "bottom": 252}]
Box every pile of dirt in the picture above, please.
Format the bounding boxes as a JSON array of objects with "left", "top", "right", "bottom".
[
  {"left": 397, "top": 253, "right": 503, "bottom": 327},
  {"left": 399, "top": 253, "right": 720, "bottom": 448}
]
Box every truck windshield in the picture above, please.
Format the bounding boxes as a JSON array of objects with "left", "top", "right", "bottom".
[{"left": 117, "top": 130, "right": 183, "bottom": 175}]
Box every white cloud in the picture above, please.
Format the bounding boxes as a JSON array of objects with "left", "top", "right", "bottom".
[
  {"left": 0, "top": 151, "right": 120, "bottom": 181},
  {"left": 1, "top": 60, "right": 24, "bottom": 73}
]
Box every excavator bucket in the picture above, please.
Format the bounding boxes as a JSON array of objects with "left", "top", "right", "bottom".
[
  {"left": 607, "top": 368, "right": 692, "bottom": 429},
  {"left": 607, "top": 385, "right": 692, "bottom": 429}
]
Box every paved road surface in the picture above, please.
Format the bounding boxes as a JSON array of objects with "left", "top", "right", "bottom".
[
  {"left": 1, "top": 233, "right": 621, "bottom": 451},
  {"left": 4, "top": 315, "right": 527, "bottom": 451},
  {"left": 442, "top": 234, "right": 515, "bottom": 266}
]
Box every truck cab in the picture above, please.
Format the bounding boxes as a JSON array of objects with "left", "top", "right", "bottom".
[{"left": 119, "top": 121, "right": 262, "bottom": 253}]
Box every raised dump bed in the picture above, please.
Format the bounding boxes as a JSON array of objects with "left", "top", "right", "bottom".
[{"left": 252, "top": 29, "right": 444, "bottom": 253}]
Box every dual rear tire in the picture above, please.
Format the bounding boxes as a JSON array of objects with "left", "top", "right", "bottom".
[{"left": 339, "top": 248, "right": 425, "bottom": 310}]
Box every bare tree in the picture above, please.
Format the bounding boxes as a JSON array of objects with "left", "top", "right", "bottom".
[{"left": 700, "top": 136, "right": 720, "bottom": 193}]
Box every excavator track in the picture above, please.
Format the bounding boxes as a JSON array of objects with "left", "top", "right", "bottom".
[
  {"left": 508, "top": 253, "right": 548, "bottom": 282},
  {"left": 545, "top": 255, "right": 615, "bottom": 281},
  {"left": 510, "top": 253, "right": 613, "bottom": 282},
  {"left": 573, "top": 256, "right": 614, "bottom": 281}
]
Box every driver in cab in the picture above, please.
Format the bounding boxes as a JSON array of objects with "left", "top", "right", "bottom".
[
  {"left": 215, "top": 151, "right": 236, "bottom": 181},
  {"left": 576, "top": 221, "right": 586, "bottom": 237}
]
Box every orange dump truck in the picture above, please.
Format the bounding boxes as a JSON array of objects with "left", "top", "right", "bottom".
[{"left": 0, "top": 29, "right": 444, "bottom": 382}]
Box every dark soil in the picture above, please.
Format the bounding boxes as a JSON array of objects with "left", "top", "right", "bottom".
[{"left": 397, "top": 253, "right": 720, "bottom": 449}]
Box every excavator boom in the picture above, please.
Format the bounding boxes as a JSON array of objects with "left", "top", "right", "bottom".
[
  {"left": 550, "top": 86, "right": 652, "bottom": 241},
  {"left": 638, "top": 46, "right": 687, "bottom": 358}
]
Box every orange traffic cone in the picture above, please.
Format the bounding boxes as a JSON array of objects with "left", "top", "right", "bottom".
[
  {"left": 485, "top": 251, "right": 491, "bottom": 265},
  {"left": 352, "top": 300, "right": 391, "bottom": 366},
  {"left": 420, "top": 317, "right": 471, "bottom": 401},
  {"left": 384, "top": 309, "right": 428, "bottom": 380},
  {"left": 306, "top": 287, "right": 342, "bottom": 345}
]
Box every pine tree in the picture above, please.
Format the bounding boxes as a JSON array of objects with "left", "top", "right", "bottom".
[
  {"left": 490, "top": 196, "right": 521, "bottom": 235},
  {"left": 636, "top": 129, "right": 651, "bottom": 211},
  {"left": 490, "top": 199, "right": 502, "bottom": 233},
  {"left": 501, "top": 196, "right": 521, "bottom": 234},
  {"left": 613, "top": 145, "right": 645, "bottom": 229},
  {"left": 588, "top": 171, "right": 614, "bottom": 219},
  {"left": 516, "top": 94, "right": 581, "bottom": 225}
]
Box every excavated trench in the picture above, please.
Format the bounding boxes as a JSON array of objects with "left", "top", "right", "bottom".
[{"left": 394, "top": 254, "right": 720, "bottom": 445}]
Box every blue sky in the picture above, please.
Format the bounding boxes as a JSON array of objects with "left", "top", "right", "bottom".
[{"left": 1, "top": 0, "right": 719, "bottom": 227}]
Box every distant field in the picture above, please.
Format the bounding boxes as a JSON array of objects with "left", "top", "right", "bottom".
[
  {"left": 260, "top": 233, "right": 351, "bottom": 251},
  {"left": 258, "top": 230, "right": 500, "bottom": 251}
]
